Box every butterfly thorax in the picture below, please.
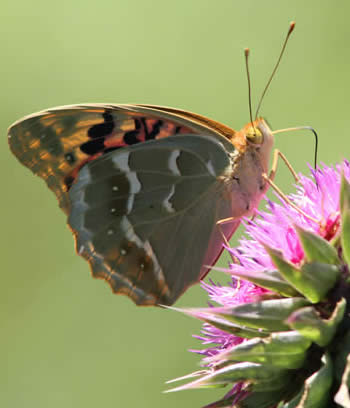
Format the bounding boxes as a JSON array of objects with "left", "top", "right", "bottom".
[{"left": 225, "top": 118, "right": 274, "bottom": 217}]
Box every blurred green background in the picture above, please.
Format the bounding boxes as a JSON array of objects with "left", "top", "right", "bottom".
[{"left": 1, "top": 1, "right": 349, "bottom": 407}]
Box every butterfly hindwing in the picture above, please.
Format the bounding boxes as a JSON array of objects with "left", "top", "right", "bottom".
[
  {"left": 68, "top": 134, "right": 237, "bottom": 305},
  {"left": 9, "top": 104, "right": 244, "bottom": 305}
]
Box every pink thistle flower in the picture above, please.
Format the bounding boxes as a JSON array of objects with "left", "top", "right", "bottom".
[
  {"left": 169, "top": 161, "right": 350, "bottom": 407},
  {"left": 198, "top": 161, "right": 349, "bottom": 356}
]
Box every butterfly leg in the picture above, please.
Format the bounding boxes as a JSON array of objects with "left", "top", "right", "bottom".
[
  {"left": 215, "top": 219, "right": 242, "bottom": 294},
  {"left": 216, "top": 217, "right": 241, "bottom": 264},
  {"left": 269, "top": 149, "right": 300, "bottom": 183},
  {"left": 262, "top": 150, "right": 319, "bottom": 224}
]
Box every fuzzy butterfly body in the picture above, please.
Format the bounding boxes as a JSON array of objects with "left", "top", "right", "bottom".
[{"left": 8, "top": 104, "right": 274, "bottom": 305}]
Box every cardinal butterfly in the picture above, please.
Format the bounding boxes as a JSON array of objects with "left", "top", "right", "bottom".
[{"left": 8, "top": 23, "right": 295, "bottom": 306}]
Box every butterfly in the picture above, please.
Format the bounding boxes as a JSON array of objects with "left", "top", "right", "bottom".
[
  {"left": 8, "top": 104, "right": 273, "bottom": 306},
  {"left": 8, "top": 23, "right": 297, "bottom": 306}
]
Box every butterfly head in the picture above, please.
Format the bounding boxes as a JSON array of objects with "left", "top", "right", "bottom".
[
  {"left": 245, "top": 122, "right": 263, "bottom": 144},
  {"left": 233, "top": 118, "right": 274, "bottom": 165},
  {"left": 244, "top": 117, "right": 273, "bottom": 141}
]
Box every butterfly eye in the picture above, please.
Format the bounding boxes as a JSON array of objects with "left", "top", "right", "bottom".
[{"left": 246, "top": 127, "right": 263, "bottom": 144}]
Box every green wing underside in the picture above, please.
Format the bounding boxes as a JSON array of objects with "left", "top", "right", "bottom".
[{"left": 68, "top": 134, "right": 237, "bottom": 306}]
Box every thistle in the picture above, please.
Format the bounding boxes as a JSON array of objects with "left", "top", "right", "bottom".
[{"left": 167, "top": 161, "right": 350, "bottom": 408}]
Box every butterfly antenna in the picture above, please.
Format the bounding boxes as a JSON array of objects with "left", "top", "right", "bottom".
[
  {"left": 255, "top": 21, "right": 296, "bottom": 120},
  {"left": 272, "top": 126, "right": 319, "bottom": 169},
  {"left": 244, "top": 48, "right": 255, "bottom": 131}
]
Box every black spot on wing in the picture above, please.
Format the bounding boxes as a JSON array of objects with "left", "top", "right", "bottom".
[
  {"left": 123, "top": 119, "right": 142, "bottom": 145},
  {"left": 124, "top": 130, "right": 140, "bottom": 145},
  {"left": 134, "top": 119, "right": 141, "bottom": 130},
  {"left": 87, "top": 111, "right": 115, "bottom": 139},
  {"left": 81, "top": 138, "right": 105, "bottom": 155},
  {"left": 140, "top": 118, "right": 149, "bottom": 139},
  {"left": 147, "top": 120, "right": 163, "bottom": 140},
  {"left": 64, "top": 152, "right": 76, "bottom": 165}
]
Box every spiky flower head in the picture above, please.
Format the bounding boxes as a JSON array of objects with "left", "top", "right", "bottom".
[{"left": 168, "top": 161, "right": 350, "bottom": 408}]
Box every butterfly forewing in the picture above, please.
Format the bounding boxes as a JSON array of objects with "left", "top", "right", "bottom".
[
  {"left": 9, "top": 104, "right": 234, "bottom": 213},
  {"left": 68, "top": 134, "right": 237, "bottom": 305}
]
